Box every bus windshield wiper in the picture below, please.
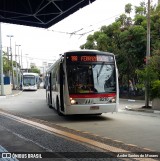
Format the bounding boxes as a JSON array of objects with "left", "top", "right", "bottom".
[{"left": 97, "top": 62, "right": 105, "bottom": 78}]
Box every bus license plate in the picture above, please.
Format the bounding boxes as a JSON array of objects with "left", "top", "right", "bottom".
[{"left": 90, "top": 106, "right": 99, "bottom": 110}]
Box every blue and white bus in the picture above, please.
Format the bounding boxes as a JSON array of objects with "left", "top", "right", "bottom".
[
  {"left": 46, "top": 50, "right": 119, "bottom": 115},
  {"left": 22, "top": 73, "right": 40, "bottom": 91}
]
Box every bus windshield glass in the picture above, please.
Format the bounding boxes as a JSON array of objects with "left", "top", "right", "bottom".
[
  {"left": 67, "top": 63, "right": 116, "bottom": 94},
  {"left": 23, "top": 76, "right": 36, "bottom": 86}
]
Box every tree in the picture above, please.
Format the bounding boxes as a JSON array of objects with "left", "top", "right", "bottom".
[
  {"left": 125, "top": 3, "right": 132, "bottom": 15},
  {"left": 80, "top": 2, "right": 160, "bottom": 98},
  {"left": 29, "top": 65, "right": 40, "bottom": 74},
  {"left": 3, "top": 51, "right": 12, "bottom": 76},
  {"left": 136, "top": 52, "right": 160, "bottom": 99},
  {"left": 135, "top": 2, "right": 146, "bottom": 15},
  {"left": 116, "top": 14, "right": 127, "bottom": 27}
]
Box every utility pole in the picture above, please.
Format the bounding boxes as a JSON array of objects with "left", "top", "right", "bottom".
[
  {"left": 145, "top": 0, "right": 151, "bottom": 108},
  {"left": 7, "top": 47, "right": 10, "bottom": 76},
  {"left": 0, "top": 23, "right": 4, "bottom": 96},
  {"left": 15, "top": 43, "right": 18, "bottom": 89},
  {"left": 16, "top": 44, "right": 21, "bottom": 88},
  {"left": 20, "top": 49, "right": 23, "bottom": 89},
  {"left": 25, "top": 54, "right": 28, "bottom": 72},
  {"left": 7, "top": 35, "right": 15, "bottom": 90},
  {"left": 21, "top": 49, "right": 23, "bottom": 69}
]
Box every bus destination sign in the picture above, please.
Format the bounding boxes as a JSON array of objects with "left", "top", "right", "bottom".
[{"left": 67, "top": 55, "right": 114, "bottom": 62}]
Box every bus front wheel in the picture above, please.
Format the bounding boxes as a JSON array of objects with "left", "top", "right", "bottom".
[
  {"left": 56, "top": 98, "right": 63, "bottom": 116},
  {"left": 47, "top": 95, "right": 52, "bottom": 108}
]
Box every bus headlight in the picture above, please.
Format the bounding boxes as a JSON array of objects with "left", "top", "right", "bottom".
[
  {"left": 70, "top": 98, "right": 77, "bottom": 104},
  {"left": 110, "top": 97, "right": 116, "bottom": 103}
]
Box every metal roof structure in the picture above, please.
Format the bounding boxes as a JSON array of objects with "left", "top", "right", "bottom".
[{"left": 0, "top": 0, "right": 95, "bottom": 28}]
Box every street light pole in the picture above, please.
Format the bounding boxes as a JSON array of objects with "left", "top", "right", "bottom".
[
  {"left": 21, "top": 49, "right": 23, "bottom": 69},
  {"left": 145, "top": 0, "right": 151, "bottom": 108},
  {"left": 7, "top": 47, "right": 10, "bottom": 76},
  {"left": 25, "top": 54, "right": 28, "bottom": 72},
  {"left": 15, "top": 44, "right": 21, "bottom": 89},
  {"left": 16, "top": 44, "right": 21, "bottom": 88},
  {"left": 0, "top": 22, "right": 4, "bottom": 96},
  {"left": 7, "top": 34, "right": 15, "bottom": 90}
]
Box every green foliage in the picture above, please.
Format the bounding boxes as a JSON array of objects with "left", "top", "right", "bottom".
[
  {"left": 136, "top": 65, "right": 158, "bottom": 88},
  {"left": 150, "top": 80, "right": 160, "bottom": 99},
  {"left": 134, "top": 14, "right": 146, "bottom": 25},
  {"left": 125, "top": 3, "right": 132, "bottom": 15},
  {"left": 80, "top": 35, "right": 96, "bottom": 49},
  {"left": 136, "top": 52, "right": 160, "bottom": 99},
  {"left": 80, "top": 1, "right": 160, "bottom": 93},
  {"left": 116, "top": 14, "right": 128, "bottom": 26},
  {"left": 29, "top": 66, "right": 40, "bottom": 74},
  {"left": 135, "top": 3, "right": 146, "bottom": 15},
  {"left": 3, "top": 51, "right": 12, "bottom": 75},
  {"left": 3, "top": 51, "right": 22, "bottom": 76}
]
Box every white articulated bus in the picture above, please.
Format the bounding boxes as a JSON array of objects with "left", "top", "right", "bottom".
[
  {"left": 46, "top": 50, "right": 119, "bottom": 115},
  {"left": 22, "top": 73, "right": 40, "bottom": 91}
]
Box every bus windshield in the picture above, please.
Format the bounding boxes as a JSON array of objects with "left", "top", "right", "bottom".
[
  {"left": 23, "top": 76, "right": 36, "bottom": 86},
  {"left": 67, "top": 63, "right": 116, "bottom": 94}
]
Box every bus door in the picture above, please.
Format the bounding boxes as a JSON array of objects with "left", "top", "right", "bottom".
[
  {"left": 48, "top": 72, "right": 52, "bottom": 105},
  {"left": 59, "top": 63, "right": 64, "bottom": 112}
]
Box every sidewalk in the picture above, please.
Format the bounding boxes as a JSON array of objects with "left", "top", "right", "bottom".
[
  {"left": 0, "top": 89, "right": 22, "bottom": 98},
  {"left": 8, "top": 89, "right": 23, "bottom": 97},
  {"left": 120, "top": 98, "right": 160, "bottom": 114}
]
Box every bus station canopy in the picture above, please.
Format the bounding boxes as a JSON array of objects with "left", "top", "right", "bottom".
[{"left": 0, "top": 0, "right": 95, "bottom": 28}]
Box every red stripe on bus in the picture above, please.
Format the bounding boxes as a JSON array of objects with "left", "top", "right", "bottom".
[{"left": 70, "top": 93, "right": 116, "bottom": 98}]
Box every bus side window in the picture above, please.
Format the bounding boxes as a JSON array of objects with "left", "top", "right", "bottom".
[
  {"left": 47, "top": 74, "right": 51, "bottom": 90},
  {"left": 52, "top": 68, "right": 57, "bottom": 91}
]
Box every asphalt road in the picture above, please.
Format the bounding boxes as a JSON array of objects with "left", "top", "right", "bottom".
[
  {"left": 1, "top": 113, "right": 117, "bottom": 161},
  {"left": 0, "top": 89, "right": 160, "bottom": 153}
]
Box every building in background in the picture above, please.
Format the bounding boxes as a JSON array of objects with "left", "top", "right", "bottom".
[{"left": 38, "top": 61, "right": 53, "bottom": 81}]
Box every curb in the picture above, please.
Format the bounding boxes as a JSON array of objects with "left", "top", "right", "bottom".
[
  {"left": 0, "top": 91, "right": 23, "bottom": 98},
  {"left": 120, "top": 98, "right": 145, "bottom": 102},
  {"left": 9, "top": 90, "right": 23, "bottom": 97},
  {"left": 125, "top": 106, "right": 160, "bottom": 114},
  {"left": 0, "top": 96, "right": 6, "bottom": 99},
  {"left": 154, "top": 110, "right": 160, "bottom": 114}
]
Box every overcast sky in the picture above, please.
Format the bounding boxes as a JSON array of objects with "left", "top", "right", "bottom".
[{"left": 1, "top": 0, "right": 157, "bottom": 67}]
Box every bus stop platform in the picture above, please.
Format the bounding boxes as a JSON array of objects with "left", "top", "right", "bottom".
[{"left": 0, "top": 90, "right": 22, "bottom": 99}]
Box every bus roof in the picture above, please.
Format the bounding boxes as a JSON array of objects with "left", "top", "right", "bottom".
[
  {"left": 45, "top": 50, "right": 115, "bottom": 74},
  {"left": 23, "top": 72, "right": 39, "bottom": 76},
  {"left": 64, "top": 50, "right": 114, "bottom": 56}
]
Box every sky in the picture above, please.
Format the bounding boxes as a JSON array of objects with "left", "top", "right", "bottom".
[{"left": 1, "top": 0, "right": 157, "bottom": 68}]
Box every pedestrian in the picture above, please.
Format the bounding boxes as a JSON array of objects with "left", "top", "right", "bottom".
[{"left": 129, "top": 80, "right": 135, "bottom": 95}]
